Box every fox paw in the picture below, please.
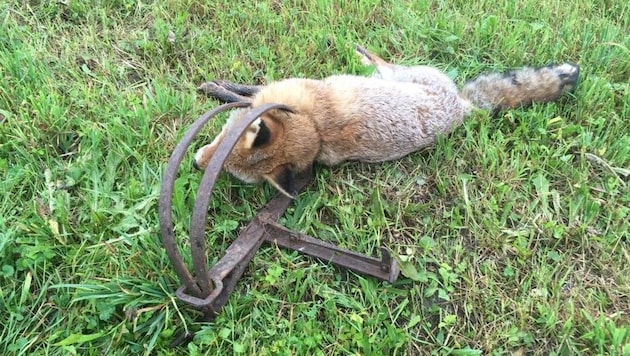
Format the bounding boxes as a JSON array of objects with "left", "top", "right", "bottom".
[
  {"left": 197, "top": 81, "right": 221, "bottom": 95},
  {"left": 197, "top": 81, "right": 252, "bottom": 103}
]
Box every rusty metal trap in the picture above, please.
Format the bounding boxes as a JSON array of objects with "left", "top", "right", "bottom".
[{"left": 158, "top": 102, "right": 400, "bottom": 321}]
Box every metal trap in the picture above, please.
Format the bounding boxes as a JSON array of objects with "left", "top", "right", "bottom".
[{"left": 158, "top": 102, "right": 400, "bottom": 320}]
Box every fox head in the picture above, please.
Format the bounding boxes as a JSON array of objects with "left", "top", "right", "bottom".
[{"left": 193, "top": 107, "right": 320, "bottom": 197}]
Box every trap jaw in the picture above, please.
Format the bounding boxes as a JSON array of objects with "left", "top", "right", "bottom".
[{"left": 158, "top": 102, "right": 400, "bottom": 320}]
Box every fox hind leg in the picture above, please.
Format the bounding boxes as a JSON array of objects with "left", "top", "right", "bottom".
[
  {"left": 355, "top": 44, "right": 391, "bottom": 67},
  {"left": 355, "top": 44, "right": 398, "bottom": 79},
  {"left": 355, "top": 44, "right": 451, "bottom": 87}
]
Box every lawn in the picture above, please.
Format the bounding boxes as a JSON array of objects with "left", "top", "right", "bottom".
[{"left": 1, "top": 0, "right": 629, "bottom": 355}]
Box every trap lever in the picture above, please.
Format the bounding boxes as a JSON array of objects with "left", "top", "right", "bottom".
[{"left": 262, "top": 220, "right": 399, "bottom": 283}]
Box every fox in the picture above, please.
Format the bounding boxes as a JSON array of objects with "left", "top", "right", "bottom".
[{"left": 193, "top": 45, "right": 579, "bottom": 197}]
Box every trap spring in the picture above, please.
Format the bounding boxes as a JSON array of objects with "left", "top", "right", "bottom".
[{"left": 158, "top": 102, "right": 400, "bottom": 320}]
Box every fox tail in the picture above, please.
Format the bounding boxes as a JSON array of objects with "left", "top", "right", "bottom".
[
  {"left": 355, "top": 44, "right": 579, "bottom": 114},
  {"left": 459, "top": 64, "right": 579, "bottom": 113}
]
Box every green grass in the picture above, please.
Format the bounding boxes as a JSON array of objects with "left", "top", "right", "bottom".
[{"left": 1, "top": 0, "right": 629, "bottom": 355}]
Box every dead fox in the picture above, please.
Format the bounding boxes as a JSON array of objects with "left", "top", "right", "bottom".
[{"left": 194, "top": 45, "right": 579, "bottom": 197}]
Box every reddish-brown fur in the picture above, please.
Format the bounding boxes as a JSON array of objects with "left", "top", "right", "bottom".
[{"left": 194, "top": 46, "right": 579, "bottom": 196}]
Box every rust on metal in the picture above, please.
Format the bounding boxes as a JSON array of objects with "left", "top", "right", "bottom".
[
  {"left": 158, "top": 101, "right": 250, "bottom": 298},
  {"left": 188, "top": 103, "right": 294, "bottom": 297},
  {"left": 158, "top": 102, "right": 400, "bottom": 320},
  {"left": 262, "top": 220, "right": 399, "bottom": 283}
]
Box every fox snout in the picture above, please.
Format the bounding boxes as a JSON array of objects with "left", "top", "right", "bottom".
[
  {"left": 192, "top": 149, "right": 213, "bottom": 170},
  {"left": 193, "top": 138, "right": 221, "bottom": 171},
  {"left": 191, "top": 109, "right": 315, "bottom": 198}
]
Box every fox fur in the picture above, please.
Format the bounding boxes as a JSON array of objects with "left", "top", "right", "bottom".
[{"left": 194, "top": 45, "right": 579, "bottom": 197}]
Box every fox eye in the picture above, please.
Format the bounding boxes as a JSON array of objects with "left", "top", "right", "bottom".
[{"left": 252, "top": 119, "right": 272, "bottom": 148}]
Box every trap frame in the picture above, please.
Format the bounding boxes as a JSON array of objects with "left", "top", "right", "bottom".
[{"left": 158, "top": 102, "right": 400, "bottom": 320}]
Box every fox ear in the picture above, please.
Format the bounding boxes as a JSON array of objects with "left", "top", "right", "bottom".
[
  {"left": 245, "top": 115, "right": 284, "bottom": 149},
  {"left": 251, "top": 119, "right": 272, "bottom": 148},
  {"left": 263, "top": 164, "right": 296, "bottom": 198}
]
